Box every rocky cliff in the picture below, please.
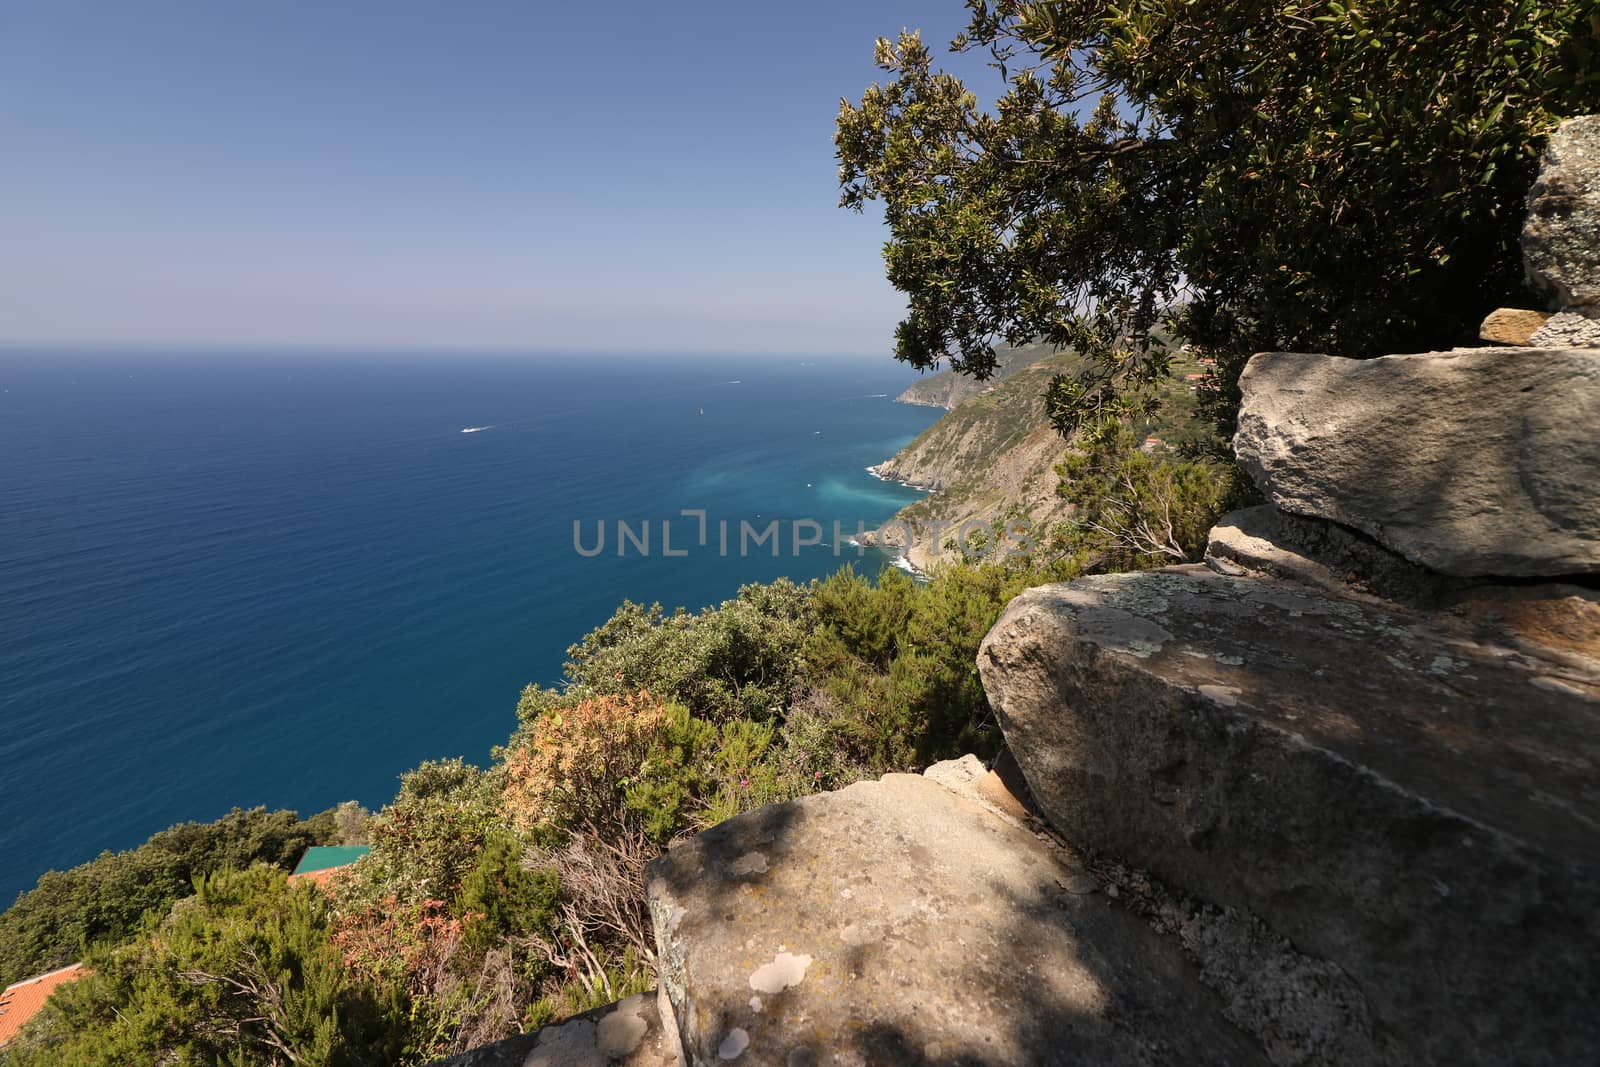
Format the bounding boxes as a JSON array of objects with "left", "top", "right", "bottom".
[
  {"left": 862, "top": 352, "right": 1082, "bottom": 571},
  {"left": 865, "top": 343, "right": 1212, "bottom": 571},
  {"left": 435, "top": 115, "right": 1600, "bottom": 1067}
]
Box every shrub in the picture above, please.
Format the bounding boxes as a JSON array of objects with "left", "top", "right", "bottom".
[
  {"left": 352, "top": 759, "right": 504, "bottom": 905},
  {"left": 7, "top": 867, "right": 405, "bottom": 1067},
  {"left": 1057, "top": 426, "right": 1235, "bottom": 569},
  {"left": 560, "top": 579, "right": 812, "bottom": 721},
  {"left": 809, "top": 565, "right": 916, "bottom": 669},
  {"left": 456, "top": 834, "right": 559, "bottom": 963},
  {"left": 502, "top": 692, "right": 675, "bottom": 840},
  {"left": 0, "top": 806, "right": 338, "bottom": 987}
]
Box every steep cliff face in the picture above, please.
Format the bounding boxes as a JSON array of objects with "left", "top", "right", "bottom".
[{"left": 865, "top": 354, "right": 1081, "bottom": 570}]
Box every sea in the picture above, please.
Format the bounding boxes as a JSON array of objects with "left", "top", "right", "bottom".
[{"left": 0, "top": 349, "right": 940, "bottom": 904}]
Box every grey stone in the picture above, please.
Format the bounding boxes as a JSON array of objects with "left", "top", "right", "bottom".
[
  {"left": 1523, "top": 114, "right": 1600, "bottom": 312},
  {"left": 920, "top": 753, "right": 986, "bottom": 791},
  {"left": 1478, "top": 307, "right": 1551, "bottom": 345},
  {"left": 647, "top": 772, "right": 1270, "bottom": 1067},
  {"left": 1528, "top": 309, "right": 1600, "bottom": 347},
  {"left": 427, "top": 992, "right": 678, "bottom": 1067},
  {"left": 977, "top": 569, "right": 1600, "bottom": 1066},
  {"left": 1234, "top": 347, "right": 1600, "bottom": 577},
  {"left": 1204, "top": 505, "right": 1470, "bottom": 607}
]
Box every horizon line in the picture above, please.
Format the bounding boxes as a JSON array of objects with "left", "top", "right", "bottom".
[{"left": 0, "top": 339, "right": 904, "bottom": 362}]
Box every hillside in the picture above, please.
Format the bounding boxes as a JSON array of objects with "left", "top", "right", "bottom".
[
  {"left": 892, "top": 341, "right": 1056, "bottom": 410},
  {"left": 865, "top": 348, "right": 1218, "bottom": 571},
  {"left": 863, "top": 353, "right": 1081, "bottom": 570}
]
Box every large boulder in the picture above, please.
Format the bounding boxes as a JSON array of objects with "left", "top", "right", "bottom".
[
  {"left": 977, "top": 568, "right": 1600, "bottom": 1066},
  {"left": 1524, "top": 114, "right": 1600, "bottom": 313},
  {"left": 646, "top": 772, "right": 1272, "bottom": 1067},
  {"left": 1234, "top": 346, "right": 1600, "bottom": 577}
]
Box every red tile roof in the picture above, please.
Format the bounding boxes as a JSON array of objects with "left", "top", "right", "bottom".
[
  {"left": 0, "top": 964, "right": 88, "bottom": 1046},
  {"left": 286, "top": 863, "right": 355, "bottom": 889}
]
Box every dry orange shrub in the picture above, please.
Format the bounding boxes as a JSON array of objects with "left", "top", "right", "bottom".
[{"left": 501, "top": 691, "right": 671, "bottom": 836}]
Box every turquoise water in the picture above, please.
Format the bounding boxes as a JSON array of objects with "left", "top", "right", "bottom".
[{"left": 0, "top": 350, "right": 939, "bottom": 902}]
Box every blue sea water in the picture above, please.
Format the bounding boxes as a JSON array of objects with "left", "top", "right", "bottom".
[{"left": 0, "top": 349, "right": 939, "bottom": 904}]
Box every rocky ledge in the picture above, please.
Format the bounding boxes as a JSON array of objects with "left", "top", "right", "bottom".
[
  {"left": 978, "top": 562, "right": 1600, "bottom": 1066},
  {"left": 1234, "top": 346, "right": 1600, "bottom": 578},
  {"left": 646, "top": 771, "right": 1273, "bottom": 1067}
]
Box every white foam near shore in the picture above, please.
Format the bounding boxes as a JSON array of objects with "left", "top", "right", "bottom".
[
  {"left": 844, "top": 536, "right": 929, "bottom": 581},
  {"left": 889, "top": 552, "right": 926, "bottom": 579},
  {"left": 864, "top": 464, "right": 934, "bottom": 492}
]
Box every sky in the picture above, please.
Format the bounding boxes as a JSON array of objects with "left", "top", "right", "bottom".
[{"left": 0, "top": 1, "right": 999, "bottom": 354}]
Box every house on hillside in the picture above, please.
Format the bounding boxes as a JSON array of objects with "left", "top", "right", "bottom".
[
  {"left": 287, "top": 844, "right": 371, "bottom": 888},
  {"left": 0, "top": 964, "right": 88, "bottom": 1047}
]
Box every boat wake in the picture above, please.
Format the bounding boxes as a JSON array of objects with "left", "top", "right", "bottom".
[{"left": 460, "top": 426, "right": 491, "bottom": 434}]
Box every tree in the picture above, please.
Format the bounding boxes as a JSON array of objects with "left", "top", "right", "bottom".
[
  {"left": 0, "top": 806, "right": 337, "bottom": 987},
  {"left": 836, "top": 1, "right": 1600, "bottom": 436},
  {"left": 6, "top": 868, "right": 404, "bottom": 1067},
  {"left": 1056, "top": 427, "right": 1232, "bottom": 569}
]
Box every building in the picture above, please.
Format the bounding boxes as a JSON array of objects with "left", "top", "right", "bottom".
[
  {"left": 0, "top": 964, "right": 88, "bottom": 1047},
  {"left": 286, "top": 844, "right": 371, "bottom": 888}
]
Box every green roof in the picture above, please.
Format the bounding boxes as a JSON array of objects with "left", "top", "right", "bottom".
[{"left": 291, "top": 845, "right": 371, "bottom": 876}]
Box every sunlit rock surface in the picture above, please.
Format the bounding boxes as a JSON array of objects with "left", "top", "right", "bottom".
[
  {"left": 1234, "top": 347, "right": 1600, "bottom": 577},
  {"left": 647, "top": 772, "right": 1268, "bottom": 1067}
]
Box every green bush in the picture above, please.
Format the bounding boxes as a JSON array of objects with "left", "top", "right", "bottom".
[
  {"left": 6, "top": 867, "right": 405, "bottom": 1067},
  {"left": 456, "top": 834, "right": 559, "bottom": 964},
  {"left": 0, "top": 806, "right": 340, "bottom": 987},
  {"left": 352, "top": 759, "right": 504, "bottom": 905},
  {"left": 1056, "top": 425, "right": 1237, "bottom": 570},
  {"left": 559, "top": 578, "right": 812, "bottom": 722}
]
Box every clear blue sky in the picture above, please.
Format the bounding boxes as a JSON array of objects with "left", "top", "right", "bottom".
[{"left": 0, "top": 1, "right": 992, "bottom": 354}]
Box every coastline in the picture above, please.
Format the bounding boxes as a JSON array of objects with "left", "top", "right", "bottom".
[{"left": 864, "top": 462, "right": 937, "bottom": 493}]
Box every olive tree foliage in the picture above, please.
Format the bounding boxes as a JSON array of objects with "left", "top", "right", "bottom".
[{"left": 836, "top": 1, "right": 1600, "bottom": 436}]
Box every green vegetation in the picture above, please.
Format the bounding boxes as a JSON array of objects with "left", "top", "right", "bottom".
[
  {"left": 1, "top": 555, "right": 1076, "bottom": 1065},
  {"left": 837, "top": 0, "right": 1600, "bottom": 435},
  {"left": 1056, "top": 426, "right": 1238, "bottom": 570},
  {"left": 0, "top": 803, "right": 365, "bottom": 989},
  {"left": 7, "top": 3, "right": 1585, "bottom": 1060},
  {"left": 6, "top": 869, "right": 402, "bottom": 1067},
  {"left": 894, "top": 339, "right": 1056, "bottom": 409}
]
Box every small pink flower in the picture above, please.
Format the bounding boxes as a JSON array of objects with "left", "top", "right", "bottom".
[{"left": 740, "top": 778, "right": 750, "bottom": 788}]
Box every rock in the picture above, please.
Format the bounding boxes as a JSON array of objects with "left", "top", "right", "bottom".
[
  {"left": 426, "top": 992, "right": 679, "bottom": 1067},
  {"left": 1234, "top": 347, "right": 1600, "bottom": 577},
  {"left": 920, "top": 753, "right": 986, "bottom": 790},
  {"left": 1529, "top": 309, "right": 1600, "bottom": 347},
  {"left": 1478, "top": 307, "right": 1551, "bottom": 345},
  {"left": 1523, "top": 114, "right": 1600, "bottom": 312},
  {"left": 922, "top": 753, "right": 1034, "bottom": 826},
  {"left": 1445, "top": 582, "right": 1600, "bottom": 679},
  {"left": 647, "top": 773, "right": 1271, "bottom": 1067},
  {"left": 978, "top": 569, "right": 1600, "bottom": 1066},
  {"left": 1204, "top": 504, "right": 1464, "bottom": 606}
]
